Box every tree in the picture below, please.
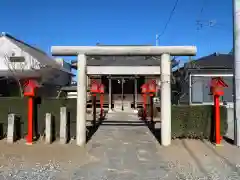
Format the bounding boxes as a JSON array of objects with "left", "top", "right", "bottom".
[{"left": 4, "top": 53, "right": 27, "bottom": 97}]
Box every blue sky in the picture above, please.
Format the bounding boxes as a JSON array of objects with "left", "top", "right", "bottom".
[{"left": 0, "top": 0, "right": 233, "bottom": 65}]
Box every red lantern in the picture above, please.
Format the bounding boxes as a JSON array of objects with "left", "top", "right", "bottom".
[
  {"left": 141, "top": 83, "right": 148, "bottom": 94},
  {"left": 23, "top": 80, "right": 38, "bottom": 97},
  {"left": 148, "top": 80, "right": 157, "bottom": 94},
  {"left": 90, "top": 80, "right": 99, "bottom": 94},
  {"left": 210, "top": 77, "right": 228, "bottom": 96},
  {"left": 99, "top": 84, "right": 104, "bottom": 94}
]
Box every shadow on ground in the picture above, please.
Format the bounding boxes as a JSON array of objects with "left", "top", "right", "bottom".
[
  {"left": 86, "top": 109, "right": 162, "bottom": 145},
  {"left": 223, "top": 136, "right": 234, "bottom": 145},
  {"left": 146, "top": 121, "right": 162, "bottom": 144},
  {"left": 99, "top": 120, "right": 147, "bottom": 126},
  {"left": 147, "top": 124, "right": 236, "bottom": 147},
  {"left": 86, "top": 112, "right": 107, "bottom": 143}
]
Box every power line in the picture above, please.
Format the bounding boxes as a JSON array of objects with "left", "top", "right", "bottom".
[
  {"left": 195, "top": 1, "right": 229, "bottom": 32},
  {"left": 156, "top": 0, "right": 180, "bottom": 42},
  {"left": 196, "top": 0, "right": 209, "bottom": 31},
  {"left": 198, "top": 0, "right": 207, "bottom": 19}
]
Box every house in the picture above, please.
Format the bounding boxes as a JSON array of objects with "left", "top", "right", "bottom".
[
  {"left": 172, "top": 52, "right": 234, "bottom": 105},
  {"left": 0, "top": 32, "right": 73, "bottom": 97}
]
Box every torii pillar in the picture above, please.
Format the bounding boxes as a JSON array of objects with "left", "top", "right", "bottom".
[
  {"left": 77, "top": 54, "right": 87, "bottom": 146},
  {"left": 51, "top": 46, "right": 197, "bottom": 147}
]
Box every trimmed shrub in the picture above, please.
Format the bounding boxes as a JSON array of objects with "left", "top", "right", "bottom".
[
  {"left": 0, "top": 98, "right": 228, "bottom": 141},
  {"left": 0, "top": 97, "right": 77, "bottom": 138},
  {"left": 172, "top": 105, "right": 227, "bottom": 140},
  {"left": 0, "top": 97, "right": 28, "bottom": 137},
  {"left": 138, "top": 105, "right": 159, "bottom": 118},
  {"left": 36, "top": 98, "right": 77, "bottom": 138}
]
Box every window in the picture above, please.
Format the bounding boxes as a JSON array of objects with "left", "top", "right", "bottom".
[
  {"left": 222, "top": 77, "right": 233, "bottom": 102},
  {"left": 9, "top": 56, "right": 25, "bottom": 62},
  {"left": 191, "top": 76, "right": 204, "bottom": 103},
  {"left": 191, "top": 75, "right": 233, "bottom": 104}
]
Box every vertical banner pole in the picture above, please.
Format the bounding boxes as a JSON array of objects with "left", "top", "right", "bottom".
[
  {"left": 214, "top": 94, "right": 221, "bottom": 145},
  {"left": 26, "top": 97, "right": 33, "bottom": 145},
  {"left": 100, "top": 94, "right": 104, "bottom": 118}
]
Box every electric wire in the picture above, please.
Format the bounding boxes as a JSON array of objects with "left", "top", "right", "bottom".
[{"left": 157, "top": 0, "right": 180, "bottom": 39}]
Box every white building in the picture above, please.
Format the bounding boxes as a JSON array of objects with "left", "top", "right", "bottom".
[{"left": 0, "top": 32, "right": 73, "bottom": 97}]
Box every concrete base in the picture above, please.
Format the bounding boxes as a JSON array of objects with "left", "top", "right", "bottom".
[
  {"left": 108, "top": 109, "right": 113, "bottom": 113},
  {"left": 25, "top": 142, "right": 33, "bottom": 146},
  {"left": 133, "top": 109, "right": 138, "bottom": 114},
  {"left": 214, "top": 143, "right": 224, "bottom": 147}
]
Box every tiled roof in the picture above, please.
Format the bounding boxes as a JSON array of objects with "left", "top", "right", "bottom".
[
  {"left": 86, "top": 56, "right": 161, "bottom": 66},
  {"left": 71, "top": 55, "right": 179, "bottom": 67},
  {"left": 185, "top": 53, "right": 233, "bottom": 69},
  {"left": 71, "top": 44, "right": 161, "bottom": 66}
]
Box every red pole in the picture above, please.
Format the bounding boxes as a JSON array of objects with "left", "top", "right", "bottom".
[
  {"left": 26, "top": 97, "right": 33, "bottom": 145},
  {"left": 150, "top": 94, "right": 154, "bottom": 122},
  {"left": 214, "top": 94, "right": 221, "bottom": 145},
  {"left": 100, "top": 94, "right": 104, "bottom": 118},
  {"left": 143, "top": 93, "right": 147, "bottom": 119},
  {"left": 92, "top": 94, "right": 96, "bottom": 125}
]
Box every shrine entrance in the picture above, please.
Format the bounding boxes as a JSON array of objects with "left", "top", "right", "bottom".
[
  {"left": 111, "top": 76, "right": 135, "bottom": 111},
  {"left": 100, "top": 75, "right": 146, "bottom": 112},
  {"left": 51, "top": 45, "right": 197, "bottom": 147}
]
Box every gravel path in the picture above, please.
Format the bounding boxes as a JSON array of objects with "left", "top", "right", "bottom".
[{"left": 0, "top": 112, "right": 240, "bottom": 179}]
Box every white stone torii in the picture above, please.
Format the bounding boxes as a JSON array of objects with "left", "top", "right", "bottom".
[{"left": 51, "top": 46, "right": 197, "bottom": 147}]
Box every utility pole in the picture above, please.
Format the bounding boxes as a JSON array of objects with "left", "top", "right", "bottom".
[
  {"left": 156, "top": 34, "right": 159, "bottom": 46},
  {"left": 233, "top": 0, "right": 240, "bottom": 147}
]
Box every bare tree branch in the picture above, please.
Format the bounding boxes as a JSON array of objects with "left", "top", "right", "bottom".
[{"left": 4, "top": 53, "right": 26, "bottom": 97}]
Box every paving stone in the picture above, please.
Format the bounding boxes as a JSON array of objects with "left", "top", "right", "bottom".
[{"left": 83, "top": 112, "right": 166, "bottom": 179}]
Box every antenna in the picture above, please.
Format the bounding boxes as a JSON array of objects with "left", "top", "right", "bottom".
[{"left": 156, "top": 34, "right": 159, "bottom": 46}]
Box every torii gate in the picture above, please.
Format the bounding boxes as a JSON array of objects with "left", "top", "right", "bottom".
[{"left": 51, "top": 46, "right": 197, "bottom": 147}]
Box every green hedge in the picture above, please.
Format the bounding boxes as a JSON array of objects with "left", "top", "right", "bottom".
[
  {"left": 172, "top": 105, "right": 228, "bottom": 140},
  {"left": 0, "top": 97, "right": 77, "bottom": 139},
  {"left": 0, "top": 97, "right": 28, "bottom": 138},
  {"left": 0, "top": 98, "right": 229, "bottom": 141},
  {"left": 36, "top": 98, "right": 76, "bottom": 138}
]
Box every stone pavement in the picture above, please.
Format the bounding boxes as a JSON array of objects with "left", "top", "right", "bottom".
[
  {"left": 75, "top": 111, "right": 165, "bottom": 180},
  {"left": 75, "top": 112, "right": 240, "bottom": 180}
]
